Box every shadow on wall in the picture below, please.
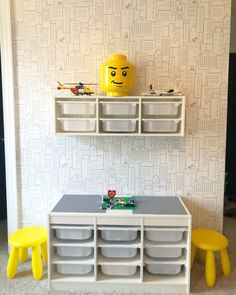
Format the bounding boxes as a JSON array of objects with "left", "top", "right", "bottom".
[{"left": 181, "top": 196, "right": 223, "bottom": 231}]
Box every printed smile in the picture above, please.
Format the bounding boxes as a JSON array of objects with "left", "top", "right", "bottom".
[{"left": 111, "top": 80, "right": 124, "bottom": 85}]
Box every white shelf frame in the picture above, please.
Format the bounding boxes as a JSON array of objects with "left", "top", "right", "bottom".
[
  {"left": 48, "top": 197, "right": 191, "bottom": 294},
  {"left": 54, "top": 95, "right": 186, "bottom": 136}
]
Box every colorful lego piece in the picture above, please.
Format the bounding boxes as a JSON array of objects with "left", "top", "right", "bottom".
[
  {"left": 108, "top": 190, "right": 116, "bottom": 199},
  {"left": 100, "top": 193, "right": 136, "bottom": 210}
]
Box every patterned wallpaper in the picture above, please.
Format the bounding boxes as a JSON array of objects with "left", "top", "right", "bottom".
[{"left": 11, "top": 0, "right": 231, "bottom": 231}]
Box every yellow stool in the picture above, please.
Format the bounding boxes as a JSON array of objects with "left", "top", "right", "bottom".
[
  {"left": 6, "top": 226, "right": 47, "bottom": 280},
  {"left": 191, "top": 229, "right": 231, "bottom": 287}
]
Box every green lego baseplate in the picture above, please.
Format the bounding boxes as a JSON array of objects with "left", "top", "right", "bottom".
[{"left": 100, "top": 195, "right": 136, "bottom": 210}]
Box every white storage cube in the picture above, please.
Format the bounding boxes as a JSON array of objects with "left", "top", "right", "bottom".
[
  {"left": 59, "top": 102, "right": 96, "bottom": 116},
  {"left": 57, "top": 246, "right": 93, "bottom": 257},
  {"left": 102, "top": 120, "right": 137, "bottom": 132},
  {"left": 55, "top": 228, "right": 93, "bottom": 240},
  {"left": 101, "top": 102, "right": 137, "bottom": 116},
  {"left": 146, "top": 264, "right": 182, "bottom": 275},
  {"left": 57, "top": 264, "right": 93, "bottom": 275},
  {"left": 145, "top": 230, "right": 184, "bottom": 242},
  {"left": 101, "top": 265, "right": 137, "bottom": 276},
  {"left": 143, "top": 120, "right": 179, "bottom": 133},
  {"left": 142, "top": 102, "right": 180, "bottom": 117},
  {"left": 101, "top": 247, "right": 137, "bottom": 258},
  {"left": 59, "top": 119, "right": 96, "bottom": 132},
  {"left": 145, "top": 247, "right": 183, "bottom": 258},
  {"left": 100, "top": 229, "right": 138, "bottom": 241}
]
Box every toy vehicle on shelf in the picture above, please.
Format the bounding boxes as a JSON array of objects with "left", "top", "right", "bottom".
[
  {"left": 142, "top": 85, "right": 182, "bottom": 96},
  {"left": 57, "top": 81, "right": 97, "bottom": 96}
]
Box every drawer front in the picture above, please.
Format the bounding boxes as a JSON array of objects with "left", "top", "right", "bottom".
[{"left": 56, "top": 264, "right": 93, "bottom": 275}]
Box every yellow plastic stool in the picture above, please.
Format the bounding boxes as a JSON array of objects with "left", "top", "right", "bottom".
[
  {"left": 6, "top": 226, "right": 47, "bottom": 280},
  {"left": 191, "top": 229, "right": 231, "bottom": 287}
]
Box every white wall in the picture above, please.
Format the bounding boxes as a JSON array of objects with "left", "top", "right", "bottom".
[{"left": 11, "top": 0, "right": 231, "bottom": 231}]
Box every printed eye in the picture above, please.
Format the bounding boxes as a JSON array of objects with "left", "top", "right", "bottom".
[
  {"left": 111, "top": 71, "right": 116, "bottom": 76},
  {"left": 122, "top": 71, "right": 127, "bottom": 77}
]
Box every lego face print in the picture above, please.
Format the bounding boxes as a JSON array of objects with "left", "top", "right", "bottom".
[{"left": 108, "top": 66, "right": 130, "bottom": 88}]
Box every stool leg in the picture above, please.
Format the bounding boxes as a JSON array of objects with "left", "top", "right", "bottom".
[
  {"left": 191, "top": 244, "right": 197, "bottom": 268},
  {"left": 41, "top": 241, "right": 48, "bottom": 263},
  {"left": 200, "top": 249, "right": 206, "bottom": 263},
  {"left": 19, "top": 248, "right": 28, "bottom": 263},
  {"left": 32, "top": 245, "right": 43, "bottom": 280},
  {"left": 6, "top": 247, "right": 19, "bottom": 279},
  {"left": 220, "top": 248, "right": 231, "bottom": 276},
  {"left": 205, "top": 250, "right": 216, "bottom": 287}
]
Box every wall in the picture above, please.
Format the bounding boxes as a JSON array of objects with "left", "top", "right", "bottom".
[
  {"left": 11, "top": 0, "right": 231, "bottom": 231},
  {"left": 230, "top": 0, "right": 236, "bottom": 52}
]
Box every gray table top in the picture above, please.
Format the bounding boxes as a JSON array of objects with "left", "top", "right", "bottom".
[{"left": 51, "top": 195, "right": 188, "bottom": 215}]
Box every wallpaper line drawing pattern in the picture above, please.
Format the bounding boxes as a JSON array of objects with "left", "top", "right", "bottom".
[{"left": 11, "top": 0, "right": 231, "bottom": 232}]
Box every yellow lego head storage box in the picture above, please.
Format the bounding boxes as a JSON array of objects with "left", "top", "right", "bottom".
[{"left": 100, "top": 54, "right": 135, "bottom": 96}]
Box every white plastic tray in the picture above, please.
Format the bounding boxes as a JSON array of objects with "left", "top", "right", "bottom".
[
  {"left": 57, "top": 246, "right": 93, "bottom": 257},
  {"left": 57, "top": 264, "right": 93, "bottom": 275},
  {"left": 58, "top": 118, "right": 96, "bottom": 132},
  {"left": 101, "top": 120, "right": 137, "bottom": 132},
  {"left": 145, "top": 247, "right": 183, "bottom": 258},
  {"left": 59, "top": 101, "right": 96, "bottom": 116},
  {"left": 55, "top": 227, "right": 93, "bottom": 240},
  {"left": 101, "top": 265, "right": 137, "bottom": 276},
  {"left": 101, "top": 102, "right": 138, "bottom": 116},
  {"left": 145, "top": 264, "right": 182, "bottom": 275},
  {"left": 100, "top": 228, "right": 138, "bottom": 241},
  {"left": 142, "top": 102, "right": 180, "bottom": 117},
  {"left": 142, "top": 120, "right": 179, "bottom": 133},
  {"left": 101, "top": 247, "right": 137, "bottom": 258},
  {"left": 145, "top": 229, "right": 184, "bottom": 242}
]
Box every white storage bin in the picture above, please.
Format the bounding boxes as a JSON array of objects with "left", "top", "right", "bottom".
[
  {"left": 59, "top": 119, "right": 96, "bottom": 132},
  {"left": 57, "top": 263, "right": 93, "bottom": 275},
  {"left": 145, "top": 230, "right": 184, "bottom": 242},
  {"left": 59, "top": 102, "right": 96, "bottom": 116},
  {"left": 101, "top": 120, "right": 137, "bottom": 132},
  {"left": 101, "top": 265, "right": 137, "bottom": 276},
  {"left": 101, "top": 102, "right": 138, "bottom": 117},
  {"left": 55, "top": 227, "right": 93, "bottom": 240},
  {"left": 100, "top": 229, "right": 138, "bottom": 241},
  {"left": 101, "top": 247, "right": 137, "bottom": 258},
  {"left": 57, "top": 246, "right": 93, "bottom": 257},
  {"left": 142, "top": 102, "right": 180, "bottom": 117},
  {"left": 146, "top": 264, "right": 182, "bottom": 275},
  {"left": 145, "top": 247, "right": 183, "bottom": 258},
  {"left": 142, "top": 120, "right": 179, "bottom": 133}
]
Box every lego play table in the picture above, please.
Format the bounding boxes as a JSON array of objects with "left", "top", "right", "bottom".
[{"left": 48, "top": 194, "right": 191, "bottom": 294}]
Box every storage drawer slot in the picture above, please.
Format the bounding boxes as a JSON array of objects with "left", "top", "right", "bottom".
[
  {"left": 52, "top": 225, "right": 94, "bottom": 240},
  {"left": 100, "top": 119, "right": 138, "bottom": 133},
  {"left": 56, "top": 263, "right": 94, "bottom": 275},
  {"left": 145, "top": 246, "right": 184, "bottom": 259},
  {"left": 99, "top": 246, "right": 140, "bottom": 259},
  {"left": 100, "top": 101, "right": 138, "bottom": 118},
  {"left": 142, "top": 101, "right": 182, "bottom": 119},
  {"left": 142, "top": 119, "right": 181, "bottom": 133},
  {"left": 58, "top": 101, "right": 96, "bottom": 117},
  {"left": 145, "top": 264, "right": 184, "bottom": 275},
  {"left": 98, "top": 226, "right": 140, "bottom": 242},
  {"left": 58, "top": 118, "right": 96, "bottom": 132},
  {"left": 100, "top": 265, "right": 139, "bottom": 277},
  {"left": 144, "top": 227, "right": 187, "bottom": 243}
]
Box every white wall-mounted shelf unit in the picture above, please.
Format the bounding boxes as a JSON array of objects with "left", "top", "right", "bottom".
[
  {"left": 48, "top": 195, "right": 191, "bottom": 294},
  {"left": 54, "top": 95, "right": 185, "bottom": 136}
]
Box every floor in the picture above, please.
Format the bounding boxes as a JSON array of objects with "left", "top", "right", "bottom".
[{"left": 0, "top": 217, "right": 236, "bottom": 295}]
